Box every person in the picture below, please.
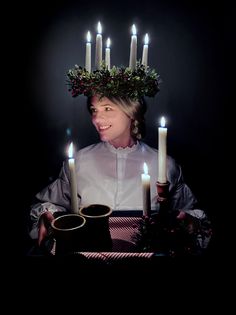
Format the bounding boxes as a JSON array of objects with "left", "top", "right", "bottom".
[
  {"left": 28, "top": 39, "right": 212, "bottom": 255},
  {"left": 29, "top": 92, "right": 207, "bottom": 247}
]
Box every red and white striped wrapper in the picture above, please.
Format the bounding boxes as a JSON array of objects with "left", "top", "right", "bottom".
[{"left": 51, "top": 216, "right": 154, "bottom": 260}]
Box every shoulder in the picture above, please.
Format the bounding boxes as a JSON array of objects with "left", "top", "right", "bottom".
[
  {"left": 140, "top": 142, "right": 179, "bottom": 164},
  {"left": 139, "top": 141, "right": 157, "bottom": 154},
  {"left": 167, "top": 155, "right": 178, "bottom": 167},
  {"left": 167, "top": 156, "right": 182, "bottom": 182},
  {"left": 80, "top": 142, "right": 101, "bottom": 152},
  {"left": 139, "top": 142, "right": 176, "bottom": 164},
  {"left": 74, "top": 142, "right": 103, "bottom": 159}
]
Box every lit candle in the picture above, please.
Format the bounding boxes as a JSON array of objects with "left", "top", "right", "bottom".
[
  {"left": 141, "top": 162, "right": 151, "bottom": 217},
  {"left": 129, "top": 24, "right": 137, "bottom": 70},
  {"left": 68, "top": 142, "right": 78, "bottom": 213},
  {"left": 141, "top": 33, "right": 149, "bottom": 69},
  {"left": 95, "top": 21, "right": 102, "bottom": 70},
  {"left": 85, "top": 31, "right": 91, "bottom": 72},
  {"left": 158, "top": 117, "right": 167, "bottom": 183},
  {"left": 105, "top": 37, "right": 111, "bottom": 70}
]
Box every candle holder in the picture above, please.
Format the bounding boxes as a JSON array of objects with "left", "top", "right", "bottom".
[
  {"left": 133, "top": 181, "right": 212, "bottom": 256},
  {"left": 156, "top": 181, "right": 170, "bottom": 224},
  {"left": 156, "top": 181, "right": 169, "bottom": 203}
]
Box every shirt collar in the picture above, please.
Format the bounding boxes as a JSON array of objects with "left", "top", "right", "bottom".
[{"left": 104, "top": 141, "right": 140, "bottom": 154}]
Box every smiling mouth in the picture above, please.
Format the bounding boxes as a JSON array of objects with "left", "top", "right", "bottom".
[{"left": 98, "top": 125, "right": 111, "bottom": 131}]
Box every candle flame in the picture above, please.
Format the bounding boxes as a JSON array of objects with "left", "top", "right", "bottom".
[
  {"left": 106, "top": 37, "right": 111, "bottom": 48},
  {"left": 132, "top": 24, "right": 137, "bottom": 35},
  {"left": 144, "top": 33, "right": 149, "bottom": 45},
  {"left": 160, "top": 117, "right": 166, "bottom": 127},
  {"left": 97, "top": 21, "right": 102, "bottom": 34},
  {"left": 143, "top": 162, "right": 148, "bottom": 175},
  {"left": 87, "top": 31, "right": 91, "bottom": 42},
  {"left": 68, "top": 142, "right": 74, "bottom": 159}
]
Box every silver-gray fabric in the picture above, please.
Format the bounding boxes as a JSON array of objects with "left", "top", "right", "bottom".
[{"left": 29, "top": 141, "right": 202, "bottom": 239}]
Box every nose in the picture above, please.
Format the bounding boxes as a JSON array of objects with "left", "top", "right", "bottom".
[{"left": 92, "top": 111, "right": 105, "bottom": 124}]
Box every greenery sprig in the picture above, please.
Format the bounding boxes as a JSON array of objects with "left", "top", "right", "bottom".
[
  {"left": 132, "top": 213, "right": 212, "bottom": 256},
  {"left": 67, "top": 62, "right": 160, "bottom": 100}
]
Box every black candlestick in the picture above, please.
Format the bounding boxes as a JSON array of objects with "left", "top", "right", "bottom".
[
  {"left": 156, "top": 181, "right": 169, "bottom": 203},
  {"left": 156, "top": 181, "right": 171, "bottom": 224}
]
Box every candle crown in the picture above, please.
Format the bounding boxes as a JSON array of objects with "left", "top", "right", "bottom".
[
  {"left": 67, "top": 62, "right": 160, "bottom": 100},
  {"left": 67, "top": 22, "right": 161, "bottom": 100}
]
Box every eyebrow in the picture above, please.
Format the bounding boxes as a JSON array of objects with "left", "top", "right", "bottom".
[{"left": 90, "top": 103, "right": 114, "bottom": 108}]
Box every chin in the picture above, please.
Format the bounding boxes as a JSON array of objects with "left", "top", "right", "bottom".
[{"left": 99, "top": 135, "right": 110, "bottom": 142}]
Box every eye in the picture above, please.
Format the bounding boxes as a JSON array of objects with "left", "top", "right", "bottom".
[
  {"left": 105, "top": 106, "right": 112, "bottom": 111},
  {"left": 90, "top": 107, "right": 97, "bottom": 113}
]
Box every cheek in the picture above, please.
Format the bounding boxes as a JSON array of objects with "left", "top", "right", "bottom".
[
  {"left": 123, "top": 117, "right": 132, "bottom": 129},
  {"left": 91, "top": 116, "right": 96, "bottom": 125}
]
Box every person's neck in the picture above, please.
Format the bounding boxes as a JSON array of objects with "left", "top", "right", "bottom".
[{"left": 108, "top": 138, "right": 136, "bottom": 149}]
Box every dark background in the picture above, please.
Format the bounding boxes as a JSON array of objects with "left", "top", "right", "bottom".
[{"left": 8, "top": 0, "right": 230, "bottom": 256}]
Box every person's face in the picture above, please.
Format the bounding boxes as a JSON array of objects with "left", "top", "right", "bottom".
[{"left": 90, "top": 95, "right": 132, "bottom": 147}]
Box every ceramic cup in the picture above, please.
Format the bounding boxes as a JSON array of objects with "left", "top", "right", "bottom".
[
  {"left": 79, "top": 204, "right": 113, "bottom": 251},
  {"left": 51, "top": 214, "right": 86, "bottom": 255}
]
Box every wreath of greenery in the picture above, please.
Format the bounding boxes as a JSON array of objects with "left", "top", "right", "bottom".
[
  {"left": 132, "top": 212, "right": 212, "bottom": 256},
  {"left": 67, "top": 62, "right": 160, "bottom": 100}
]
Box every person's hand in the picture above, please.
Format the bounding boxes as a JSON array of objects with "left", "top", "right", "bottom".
[
  {"left": 38, "top": 210, "right": 55, "bottom": 246},
  {"left": 176, "top": 210, "right": 186, "bottom": 220},
  {"left": 176, "top": 211, "right": 197, "bottom": 234}
]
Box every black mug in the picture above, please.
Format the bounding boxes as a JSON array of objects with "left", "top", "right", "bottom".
[
  {"left": 51, "top": 214, "right": 86, "bottom": 255},
  {"left": 79, "top": 204, "right": 113, "bottom": 251}
]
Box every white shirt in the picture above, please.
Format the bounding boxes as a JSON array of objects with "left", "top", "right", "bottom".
[
  {"left": 29, "top": 141, "right": 199, "bottom": 239},
  {"left": 77, "top": 141, "right": 159, "bottom": 210}
]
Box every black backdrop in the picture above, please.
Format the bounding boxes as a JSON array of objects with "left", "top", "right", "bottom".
[{"left": 9, "top": 0, "right": 230, "bottom": 256}]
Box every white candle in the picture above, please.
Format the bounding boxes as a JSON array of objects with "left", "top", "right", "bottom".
[
  {"left": 158, "top": 117, "right": 167, "bottom": 183},
  {"left": 95, "top": 21, "right": 102, "bottom": 70},
  {"left": 85, "top": 31, "right": 91, "bottom": 72},
  {"left": 141, "top": 33, "right": 149, "bottom": 69},
  {"left": 68, "top": 142, "right": 78, "bottom": 214},
  {"left": 141, "top": 162, "right": 151, "bottom": 217},
  {"left": 129, "top": 24, "right": 137, "bottom": 70},
  {"left": 105, "top": 37, "right": 111, "bottom": 70}
]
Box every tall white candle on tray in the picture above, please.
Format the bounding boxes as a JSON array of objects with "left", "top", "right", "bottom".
[
  {"left": 141, "top": 33, "right": 149, "bottom": 69},
  {"left": 129, "top": 24, "right": 137, "bottom": 70},
  {"left": 95, "top": 21, "right": 102, "bottom": 70},
  {"left": 68, "top": 142, "right": 78, "bottom": 213},
  {"left": 85, "top": 31, "right": 91, "bottom": 72},
  {"left": 141, "top": 162, "right": 151, "bottom": 217},
  {"left": 105, "top": 37, "right": 111, "bottom": 70},
  {"left": 158, "top": 117, "right": 167, "bottom": 183}
]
